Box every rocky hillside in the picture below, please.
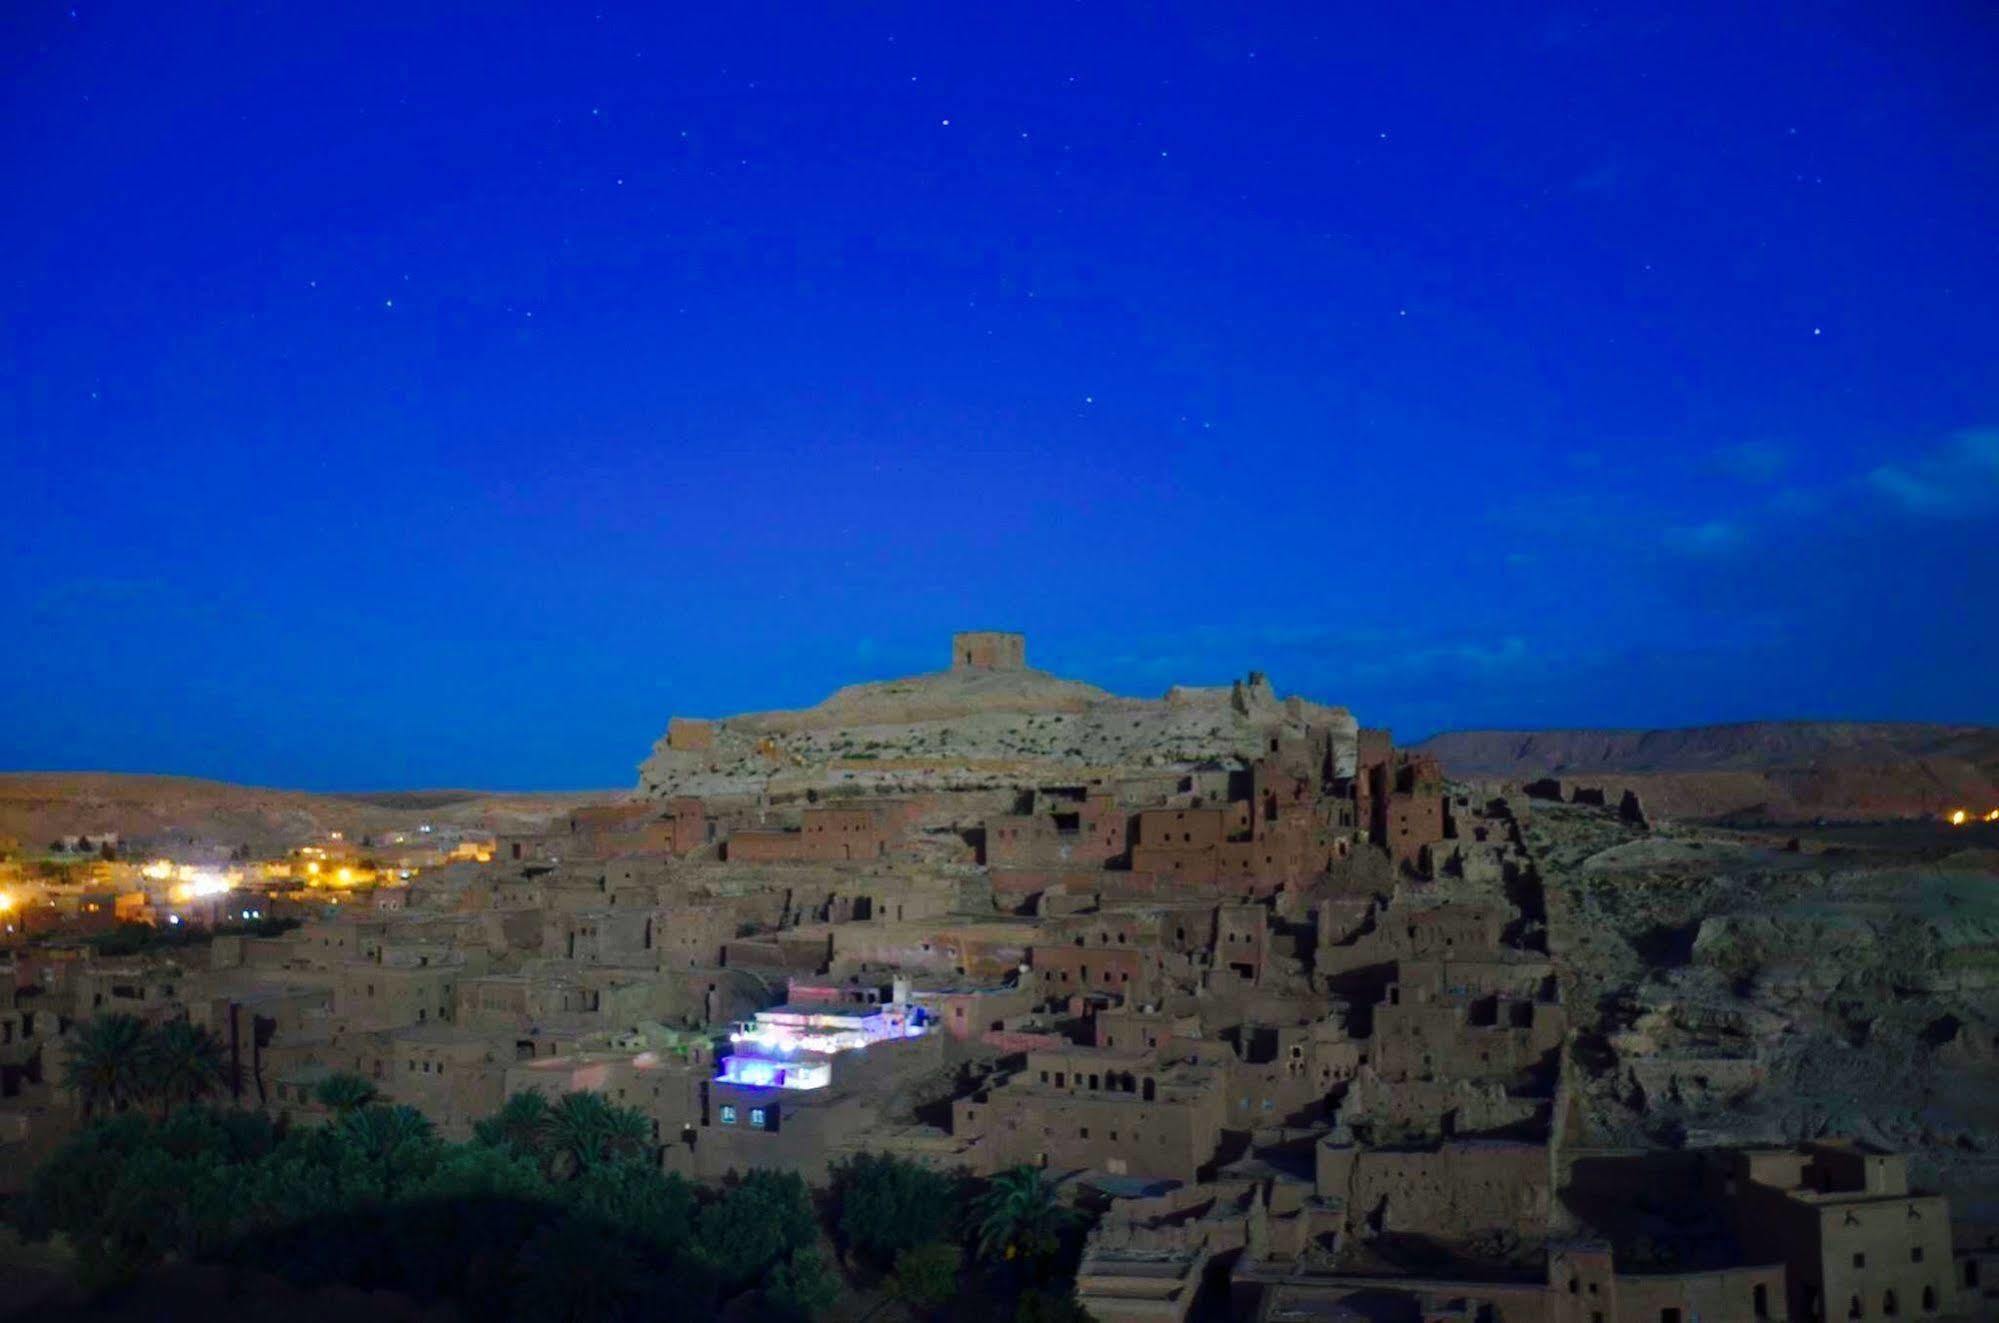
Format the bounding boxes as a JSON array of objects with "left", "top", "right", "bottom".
[
  {"left": 0, "top": 773, "right": 611, "bottom": 855},
  {"left": 638, "top": 668, "right": 1359, "bottom": 800},
  {"left": 1417, "top": 722, "right": 1999, "bottom": 822},
  {"left": 1532, "top": 801, "right": 1999, "bottom": 1219},
  {"left": 1418, "top": 722, "right": 1998, "bottom": 775}
]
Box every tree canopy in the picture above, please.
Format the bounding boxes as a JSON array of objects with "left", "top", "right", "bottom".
[
  {"left": 12, "top": 1087, "right": 1101, "bottom": 1320},
  {"left": 831, "top": 1150, "right": 960, "bottom": 1267}
]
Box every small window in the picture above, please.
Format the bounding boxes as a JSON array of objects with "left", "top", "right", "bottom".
[
  {"left": 1910, "top": 1247, "right": 1923, "bottom": 1263},
  {"left": 749, "top": 1107, "right": 766, "bottom": 1128},
  {"left": 1854, "top": 1253, "right": 1866, "bottom": 1269},
  {"left": 720, "top": 1105, "right": 737, "bottom": 1124}
]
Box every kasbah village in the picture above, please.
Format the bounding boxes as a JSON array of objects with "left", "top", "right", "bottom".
[{"left": 3, "top": 633, "right": 1995, "bottom": 1322}]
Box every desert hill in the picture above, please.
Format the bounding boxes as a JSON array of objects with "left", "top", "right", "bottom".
[
  {"left": 0, "top": 772, "right": 613, "bottom": 855},
  {"left": 638, "top": 665, "right": 1358, "bottom": 800},
  {"left": 1415, "top": 721, "right": 1999, "bottom": 823}
]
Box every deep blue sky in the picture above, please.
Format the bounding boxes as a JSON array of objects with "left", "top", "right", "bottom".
[{"left": 4, "top": 4, "right": 1996, "bottom": 790}]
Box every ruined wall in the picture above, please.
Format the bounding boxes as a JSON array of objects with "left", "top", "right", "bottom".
[
  {"left": 951, "top": 631, "right": 1026, "bottom": 671},
  {"left": 1315, "top": 1138, "right": 1552, "bottom": 1239},
  {"left": 666, "top": 718, "right": 715, "bottom": 752},
  {"left": 1370, "top": 991, "right": 1563, "bottom": 1084},
  {"left": 955, "top": 1059, "right": 1226, "bottom": 1184}
]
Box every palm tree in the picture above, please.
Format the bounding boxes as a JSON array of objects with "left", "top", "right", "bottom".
[
  {"left": 341, "top": 1103, "right": 436, "bottom": 1159},
  {"left": 140, "top": 1019, "right": 229, "bottom": 1116},
  {"left": 546, "top": 1090, "right": 650, "bottom": 1179},
  {"left": 474, "top": 1090, "right": 556, "bottom": 1161},
  {"left": 974, "top": 1165, "right": 1072, "bottom": 1266},
  {"left": 65, "top": 1013, "right": 151, "bottom": 1117},
  {"left": 311, "top": 1071, "right": 379, "bottom": 1116},
  {"left": 337, "top": 1104, "right": 439, "bottom": 1200}
]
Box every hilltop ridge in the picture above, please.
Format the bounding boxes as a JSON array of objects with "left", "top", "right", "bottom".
[{"left": 637, "top": 636, "right": 1358, "bottom": 800}]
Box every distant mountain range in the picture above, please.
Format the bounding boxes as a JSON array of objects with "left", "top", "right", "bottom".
[
  {"left": 1414, "top": 722, "right": 1999, "bottom": 822},
  {"left": 0, "top": 773, "right": 611, "bottom": 855},
  {"left": 4, "top": 720, "right": 1991, "bottom": 850}
]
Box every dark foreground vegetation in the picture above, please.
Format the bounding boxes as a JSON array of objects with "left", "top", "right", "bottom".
[{"left": 7, "top": 1066, "right": 1096, "bottom": 1322}]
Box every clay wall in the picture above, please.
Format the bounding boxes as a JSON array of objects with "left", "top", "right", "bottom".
[
  {"left": 955, "top": 1056, "right": 1226, "bottom": 1183},
  {"left": 670, "top": 968, "right": 771, "bottom": 1028},
  {"left": 1315, "top": 1138, "right": 1552, "bottom": 1239},
  {"left": 649, "top": 902, "right": 742, "bottom": 972},
  {"left": 334, "top": 963, "right": 459, "bottom": 1031},
  {"left": 1371, "top": 989, "right": 1562, "bottom": 1084},
  {"left": 1093, "top": 1007, "right": 1201, "bottom": 1055},
  {"left": 1046, "top": 906, "right": 1211, "bottom": 955},
  {"left": 1386, "top": 793, "right": 1449, "bottom": 870},
  {"left": 1136, "top": 808, "right": 1233, "bottom": 851},
  {"left": 1227, "top": 1054, "right": 1332, "bottom": 1127},
  {"left": 725, "top": 805, "right": 895, "bottom": 863},
  {"left": 985, "top": 803, "right": 1126, "bottom": 869},
  {"left": 1608, "top": 1266, "right": 1788, "bottom": 1323},
  {"left": 1214, "top": 904, "right": 1269, "bottom": 984},
  {"left": 1319, "top": 898, "right": 1512, "bottom": 977},
  {"left": 1031, "top": 942, "right": 1158, "bottom": 996},
  {"left": 377, "top": 1033, "right": 508, "bottom": 1139},
  {"left": 913, "top": 984, "right": 1037, "bottom": 1040}
]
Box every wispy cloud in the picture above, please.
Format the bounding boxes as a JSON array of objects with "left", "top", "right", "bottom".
[
  {"left": 1710, "top": 440, "right": 1790, "bottom": 484},
  {"left": 1664, "top": 519, "right": 1744, "bottom": 555},
  {"left": 1868, "top": 429, "right": 1999, "bottom": 517}
]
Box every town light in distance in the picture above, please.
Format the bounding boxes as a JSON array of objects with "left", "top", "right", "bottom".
[{"left": 167, "top": 871, "right": 234, "bottom": 903}]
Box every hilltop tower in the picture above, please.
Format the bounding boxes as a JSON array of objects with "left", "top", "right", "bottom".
[{"left": 951, "top": 631, "right": 1026, "bottom": 672}]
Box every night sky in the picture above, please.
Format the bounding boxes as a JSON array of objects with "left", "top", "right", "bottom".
[{"left": 4, "top": 4, "right": 1996, "bottom": 790}]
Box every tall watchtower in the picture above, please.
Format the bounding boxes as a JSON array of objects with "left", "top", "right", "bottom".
[{"left": 951, "top": 631, "right": 1026, "bottom": 672}]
